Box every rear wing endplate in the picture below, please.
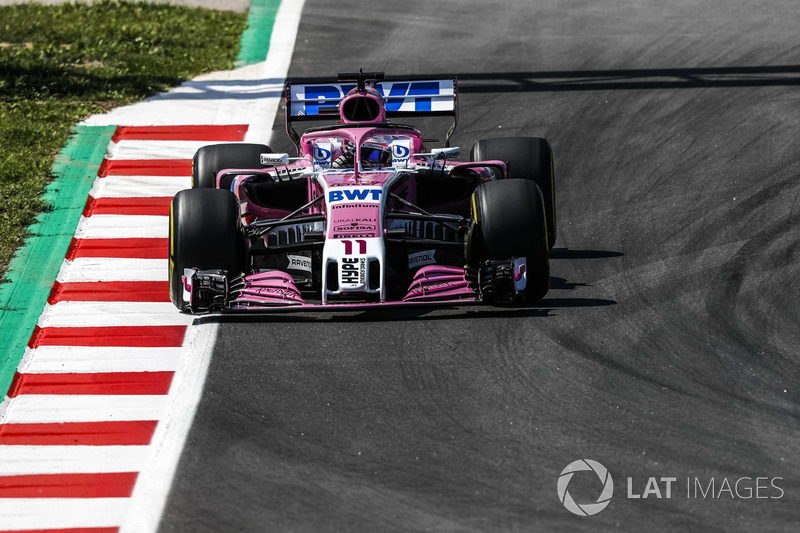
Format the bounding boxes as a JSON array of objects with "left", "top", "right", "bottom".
[{"left": 283, "top": 76, "right": 459, "bottom": 150}]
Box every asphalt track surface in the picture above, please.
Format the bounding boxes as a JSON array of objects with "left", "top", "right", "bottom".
[{"left": 160, "top": 1, "right": 800, "bottom": 531}]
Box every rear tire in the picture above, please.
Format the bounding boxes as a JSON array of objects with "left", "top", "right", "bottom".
[
  {"left": 192, "top": 143, "right": 272, "bottom": 190},
  {"left": 471, "top": 179, "right": 549, "bottom": 303},
  {"left": 471, "top": 136, "right": 556, "bottom": 248},
  {"left": 169, "top": 188, "right": 245, "bottom": 311}
]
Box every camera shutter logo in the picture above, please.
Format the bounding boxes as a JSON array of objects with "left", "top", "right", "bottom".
[{"left": 557, "top": 459, "right": 614, "bottom": 516}]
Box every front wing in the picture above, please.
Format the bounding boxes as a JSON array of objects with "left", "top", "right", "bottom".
[{"left": 181, "top": 261, "right": 528, "bottom": 314}]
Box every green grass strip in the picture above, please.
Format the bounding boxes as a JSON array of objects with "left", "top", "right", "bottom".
[
  {"left": 236, "top": 0, "right": 282, "bottom": 67},
  {"left": 0, "top": 1, "right": 281, "bottom": 398},
  {"left": 0, "top": 125, "right": 115, "bottom": 396}
]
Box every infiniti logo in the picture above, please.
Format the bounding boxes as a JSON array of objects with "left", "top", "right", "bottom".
[{"left": 557, "top": 459, "right": 614, "bottom": 516}]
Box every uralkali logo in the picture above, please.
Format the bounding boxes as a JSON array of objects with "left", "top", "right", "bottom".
[{"left": 557, "top": 459, "right": 614, "bottom": 516}]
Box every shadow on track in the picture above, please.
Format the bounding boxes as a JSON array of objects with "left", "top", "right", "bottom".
[
  {"left": 190, "top": 247, "right": 621, "bottom": 324},
  {"left": 290, "top": 66, "right": 800, "bottom": 92}
]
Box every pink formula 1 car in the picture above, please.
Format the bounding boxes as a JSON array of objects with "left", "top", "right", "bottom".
[{"left": 169, "top": 72, "right": 556, "bottom": 313}]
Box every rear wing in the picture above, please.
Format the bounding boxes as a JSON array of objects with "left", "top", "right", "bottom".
[{"left": 283, "top": 75, "right": 459, "bottom": 150}]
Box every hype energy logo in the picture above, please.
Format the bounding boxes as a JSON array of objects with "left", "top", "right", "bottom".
[{"left": 557, "top": 459, "right": 614, "bottom": 516}]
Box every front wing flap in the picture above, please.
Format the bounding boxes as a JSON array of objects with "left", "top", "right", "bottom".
[{"left": 181, "top": 260, "right": 526, "bottom": 314}]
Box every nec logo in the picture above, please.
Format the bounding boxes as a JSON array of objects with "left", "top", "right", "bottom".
[{"left": 328, "top": 188, "right": 383, "bottom": 203}]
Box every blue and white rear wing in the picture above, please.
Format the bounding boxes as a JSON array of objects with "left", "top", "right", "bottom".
[
  {"left": 287, "top": 79, "right": 457, "bottom": 117},
  {"left": 283, "top": 75, "right": 459, "bottom": 149}
]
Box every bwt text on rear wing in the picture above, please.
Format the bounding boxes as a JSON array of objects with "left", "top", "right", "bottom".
[{"left": 283, "top": 73, "right": 459, "bottom": 149}]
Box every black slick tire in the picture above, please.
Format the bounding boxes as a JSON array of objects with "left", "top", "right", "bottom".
[
  {"left": 192, "top": 143, "right": 272, "bottom": 190},
  {"left": 471, "top": 136, "right": 556, "bottom": 248},
  {"left": 169, "top": 188, "right": 244, "bottom": 311},
  {"left": 471, "top": 179, "right": 549, "bottom": 303}
]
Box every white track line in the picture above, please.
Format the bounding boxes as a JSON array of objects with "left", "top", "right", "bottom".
[
  {"left": 0, "top": 446, "right": 150, "bottom": 476},
  {"left": 3, "top": 395, "right": 168, "bottom": 423},
  {"left": 121, "top": 321, "right": 217, "bottom": 533},
  {"left": 245, "top": 0, "right": 304, "bottom": 144},
  {"left": 89, "top": 175, "right": 191, "bottom": 198},
  {"left": 120, "top": 2, "right": 305, "bottom": 532},
  {"left": 57, "top": 258, "right": 167, "bottom": 282},
  {"left": 19, "top": 346, "right": 182, "bottom": 374},
  {"left": 0, "top": 1, "right": 305, "bottom": 532},
  {"left": 74, "top": 215, "right": 169, "bottom": 239},
  {"left": 0, "top": 499, "right": 131, "bottom": 530},
  {"left": 38, "top": 302, "right": 194, "bottom": 328},
  {"left": 107, "top": 139, "right": 235, "bottom": 160}
]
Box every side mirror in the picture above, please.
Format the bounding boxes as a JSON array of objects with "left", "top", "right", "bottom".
[
  {"left": 260, "top": 153, "right": 290, "bottom": 166},
  {"left": 431, "top": 147, "right": 461, "bottom": 159}
]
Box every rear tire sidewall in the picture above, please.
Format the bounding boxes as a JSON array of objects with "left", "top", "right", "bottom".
[
  {"left": 471, "top": 136, "right": 556, "bottom": 248},
  {"left": 471, "top": 179, "right": 549, "bottom": 303},
  {"left": 193, "top": 143, "right": 273, "bottom": 190},
  {"left": 169, "top": 188, "right": 245, "bottom": 310}
]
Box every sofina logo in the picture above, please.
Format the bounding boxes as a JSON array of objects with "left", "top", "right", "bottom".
[{"left": 557, "top": 459, "right": 614, "bottom": 516}]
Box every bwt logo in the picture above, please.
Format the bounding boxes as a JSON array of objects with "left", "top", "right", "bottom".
[
  {"left": 392, "top": 144, "right": 410, "bottom": 159},
  {"left": 328, "top": 189, "right": 382, "bottom": 203},
  {"left": 314, "top": 146, "right": 331, "bottom": 161},
  {"left": 557, "top": 459, "right": 614, "bottom": 517},
  {"left": 303, "top": 82, "right": 442, "bottom": 113}
]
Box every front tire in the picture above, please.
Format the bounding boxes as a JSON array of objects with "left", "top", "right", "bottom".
[
  {"left": 192, "top": 143, "right": 272, "bottom": 190},
  {"left": 471, "top": 136, "right": 556, "bottom": 248},
  {"left": 169, "top": 188, "right": 245, "bottom": 311},
  {"left": 471, "top": 179, "right": 549, "bottom": 303}
]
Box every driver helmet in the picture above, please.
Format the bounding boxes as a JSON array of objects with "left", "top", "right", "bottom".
[
  {"left": 360, "top": 141, "right": 392, "bottom": 169},
  {"left": 332, "top": 138, "right": 355, "bottom": 169}
]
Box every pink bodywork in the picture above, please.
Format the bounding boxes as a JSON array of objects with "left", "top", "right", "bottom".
[{"left": 185, "top": 97, "right": 510, "bottom": 310}]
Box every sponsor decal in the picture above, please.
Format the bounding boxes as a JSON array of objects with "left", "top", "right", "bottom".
[
  {"left": 292, "top": 80, "right": 453, "bottom": 117},
  {"left": 340, "top": 257, "right": 366, "bottom": 286},
  {"left": 286, "top": 254, "right": 312, "bottom": 273},
  {"left": 299, "top": 84, "right": 357, "bottom": 115},
  {"left": 332, "top": 203, "right": 377, "bottom": 210},
  {"left": 432, "top": 146, "right": 461, "bottom": 159},
  {"left": 333, "top": 233, "right": 373, "bottom": 239},
  {"left": 392, "top": 144, "right": 410, "bottom": 159},
  {"left": 407, "top": 281, "right": 457, "bottom": 295},
  {"left": 334, "top": 222, "right": 377, "bottom": 231},
  {"left": 260, "top": 153, "right": 289, "bottom": 165},
  {"left": 313, "top": 142, "right": 332, "bottom": 169},
  {"left": 328, "top": 188, "right": 383, "bottom": 203},
  {"left": 252, "top": 286, "right": 299, "bottom": 298},
  {"left": 408, "top": 250, "right": 436, "bottom": 268},
  {"left": 376, "top": 81, "right": 446, "bottom": 112},
  {"left": 391, "top": 139, "right": 413, "bottom": 167}
]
